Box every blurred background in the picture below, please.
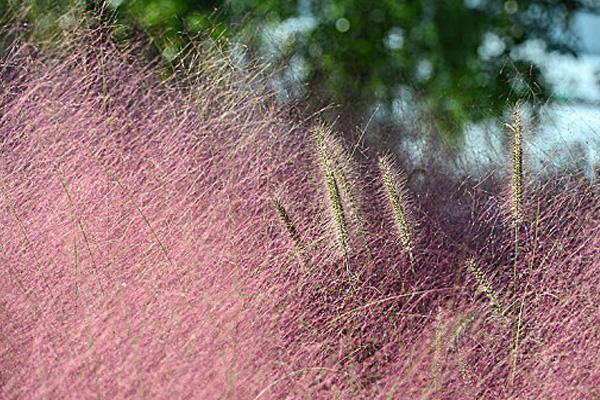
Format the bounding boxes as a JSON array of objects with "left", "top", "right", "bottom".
[{"left": 1, "top": 0, "right": 598, "bottom": 179}]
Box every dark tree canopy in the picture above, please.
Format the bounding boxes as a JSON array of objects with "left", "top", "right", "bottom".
[{"left": 2, "top": 0, "right": 599, "bottom": 139}]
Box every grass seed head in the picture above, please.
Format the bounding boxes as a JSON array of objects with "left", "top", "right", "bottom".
[
  {"left": 509, "top": 105, "right": 524, "bottom": 225},
  {"left": 447, "top": 309, "right": 480, "bottom": 354},
  {"left": 378, "top": 156, "right": 415, "bottom": 266},
  {"left": 465, "top": 258, "right": 505, "bottom": 317},
  {"left": 272, "top": 196, "right": 304, "bottom": 251},
  {"left": 314, "top": 127, "right": 350, "bottom": 256}
]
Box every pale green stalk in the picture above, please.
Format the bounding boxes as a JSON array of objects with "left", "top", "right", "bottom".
[{"left": 510, "top": 194, "right": 542, "bottom": 387}]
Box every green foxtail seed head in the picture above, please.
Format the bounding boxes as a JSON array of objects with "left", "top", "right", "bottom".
[
  {"left": 509, "top": 106, "right": 523, "bottom": 225},
  {"left": 272, "top": 196, "right": 303, "bottom": 251},
  {"left": 315, "top": 128, "right": 349, "bottom": 255},
  {"left": 447, "top": 309, "right": 480, "bottom": 354},
  {"left": 465, "top": 258, "right": 505, "bottom": 317},
  {"left": 378, "top": 157, "right": 414, "bottom": 267}
]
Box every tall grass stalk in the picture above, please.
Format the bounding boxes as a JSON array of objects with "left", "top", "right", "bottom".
[
  {"left": 507, "top": 105, "right": 525, "bottom": 302},
  {"left": 507, "top": 106, "right": 524, "bottom": 386},
  {"left": 510, "top": 195, "right": 542, "bottom": 387}
]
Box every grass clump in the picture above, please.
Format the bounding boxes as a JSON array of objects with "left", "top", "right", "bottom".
[{"left": 0, "top": 18, "right": 598, "bottom": 400}]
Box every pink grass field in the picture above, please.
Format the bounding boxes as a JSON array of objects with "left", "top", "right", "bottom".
[{"left": 0, "top": 29, "right": 599, "bottom": 399}]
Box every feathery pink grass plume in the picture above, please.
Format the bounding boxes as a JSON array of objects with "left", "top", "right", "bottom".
[{"left": 1, "top": 25, "right": 598, "bottom": 399}]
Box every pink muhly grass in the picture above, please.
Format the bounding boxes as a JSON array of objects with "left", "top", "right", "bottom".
[{"left": 0, "top": 24, "right": 598, "bottom": 400}]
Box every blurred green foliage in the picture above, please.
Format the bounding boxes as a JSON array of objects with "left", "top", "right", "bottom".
[{"left": 1, "top": 0, "right": 597, "bottom": 140}]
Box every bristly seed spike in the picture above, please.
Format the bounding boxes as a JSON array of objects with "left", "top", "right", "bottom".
[
  {"left": 511, "top": 105, "right": 524, "bottom": 225},
  {"left": 378, "top": 156, "right": 416, "bottom": 277},
  {"left": 315, "top": 128, "right": 350, "bottom": 256}
]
